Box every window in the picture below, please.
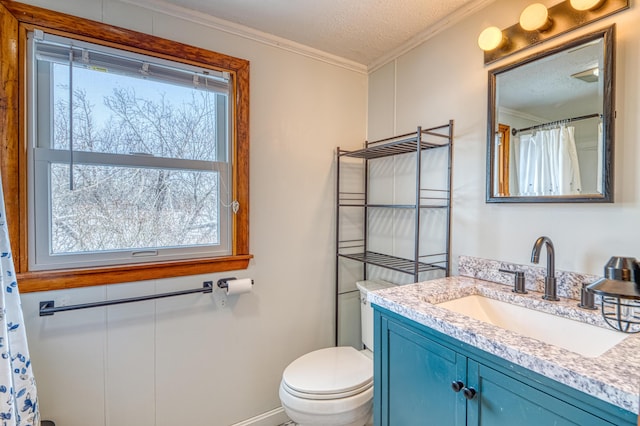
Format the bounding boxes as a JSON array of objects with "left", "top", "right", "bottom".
[
  {"left": 29, "top": 31, "right": 233, "bottom": 270},
  {"left": 0, "top": 2, "right": 251, "bottom": 291}
]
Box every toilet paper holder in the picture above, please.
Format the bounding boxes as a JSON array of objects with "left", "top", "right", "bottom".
[{"left": 217, "top": 277, "right": 254, "bottom": 289}]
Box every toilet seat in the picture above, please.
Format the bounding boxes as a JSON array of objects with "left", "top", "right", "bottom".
[
  {"left": 281, "top": 347, "right": 373, "bottom": 400},
  {"left": 281, "top": 377, "right": 372, "bottom": 400}
]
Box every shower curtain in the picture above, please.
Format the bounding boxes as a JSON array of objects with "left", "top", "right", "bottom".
[
  {"left": 514, "top": 125, "right": 582, "bottom": 196},
  {"left": 0, "top": 174, "right": 39, "bottom": 425}
]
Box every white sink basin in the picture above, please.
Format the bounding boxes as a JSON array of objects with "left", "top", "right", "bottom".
[{"left": 437, "top": 295, "right": 629, "bottom": 358}]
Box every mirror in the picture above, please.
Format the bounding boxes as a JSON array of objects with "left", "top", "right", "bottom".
[{"left": 487, "top": 25, "right": 615, "bottom": 203}]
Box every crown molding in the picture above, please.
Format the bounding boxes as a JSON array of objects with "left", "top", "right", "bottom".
[
  {"left": 498, "top": 106, "right": 547, "bottom": 124},
  {"left": 120, "top": 0, "right": 368, "bottom": 74},
  {"left": 367, "top": 0, "right": 497, "bottom": 73},
  {"left": 122, "top": 0, "right": 497, "bottom": 75}
]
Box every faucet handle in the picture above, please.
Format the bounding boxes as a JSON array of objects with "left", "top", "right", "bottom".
[
  {"left": 578, "top": 282, "right": 598, "bottom": 310},
  {"left": 499, "top": 269, "right": 528, "bottom": 294}
]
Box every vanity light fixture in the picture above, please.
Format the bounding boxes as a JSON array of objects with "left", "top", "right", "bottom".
[
  {"left": 570, "top": 0, "right": 607, "bottom": 10},
  {"left": 477, "top": 26, "right": 505, "bottom": 51},
  {"left": 478, "top": 0, "right": 628, "bottom": 63},
  {"left": 519, "top": 3, "right": 552, "bottom": 32}
]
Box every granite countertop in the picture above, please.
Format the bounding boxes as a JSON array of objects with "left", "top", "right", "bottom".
[{"left": 368, "top": 276, "right": 640, "bottom": 414}]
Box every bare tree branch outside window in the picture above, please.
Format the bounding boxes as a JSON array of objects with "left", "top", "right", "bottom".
[{"left": 49, "top": 67, "right": 223, "bottom": 255}]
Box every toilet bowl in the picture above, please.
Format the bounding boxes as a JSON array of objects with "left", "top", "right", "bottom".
[
  {"left": 279, "top": 280, "right": 395, "bottom": 426},
  {"left": 279, "top": 346, "right": 373, "bottom": 426}
]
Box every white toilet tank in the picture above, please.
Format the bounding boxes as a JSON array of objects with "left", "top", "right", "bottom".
[{"left": 356, "top": 280, "right": 396, "bottom": 351}]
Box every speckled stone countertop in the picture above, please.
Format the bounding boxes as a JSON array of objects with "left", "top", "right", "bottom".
[{"left": 368, "top": 276, "right": 640, "bottom": 414}]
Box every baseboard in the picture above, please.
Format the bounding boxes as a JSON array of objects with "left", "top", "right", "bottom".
[{"left": 230, "top": 406, "right": 290, "bottom": 426}]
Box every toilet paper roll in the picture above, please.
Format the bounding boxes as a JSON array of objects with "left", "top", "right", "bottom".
[{"left": 225, "top": 278, "right": 253, "bottom": 296}]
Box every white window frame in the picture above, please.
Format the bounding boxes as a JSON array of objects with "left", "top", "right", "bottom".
[{"left": 27, "top": 31, "right": 234, "bottom": 271}]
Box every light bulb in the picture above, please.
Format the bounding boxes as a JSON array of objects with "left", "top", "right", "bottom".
[
  {"left": 570, "top": 0, "right": 606, "bottom": 11},
  {"left": 478, "top": 26, "right": 504, "bottom": 51},
  {"left": 519, "top": 3, "right": 552, "bottom": 32}
]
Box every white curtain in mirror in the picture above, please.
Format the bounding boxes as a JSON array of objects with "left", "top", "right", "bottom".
[
  {"left": 511, "top": 125, "right": 582, "bottom": 196},
  {"left": 597, "top": 122, "right": 603, "bottom": 194}
]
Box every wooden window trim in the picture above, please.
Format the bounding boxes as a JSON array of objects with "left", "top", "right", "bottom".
[
  {"left": 497, "top": 123, "right": 511, "bottom": 197},
  {"left": 0, "top": 1, "right": 251, "bottom": 293}
]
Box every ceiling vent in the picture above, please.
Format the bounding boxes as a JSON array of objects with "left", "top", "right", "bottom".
[{"left": 571, "top": 67, "right": 599, "bottom": 83}]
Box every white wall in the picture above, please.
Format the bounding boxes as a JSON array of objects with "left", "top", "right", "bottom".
[
  {"left": 368, "top": 0, "right": 640, "bottom": 277},
  {"left": 18, "top": 1, "right": 367, "bottom": 425},
  {"left": 16, "top": 0, "right": 640, "bottom": 423}
]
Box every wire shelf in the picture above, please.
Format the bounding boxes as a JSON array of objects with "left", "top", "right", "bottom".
[
  {"left": 340, "top": 137, "right": 449, "bottom": 160},
  {"left": 337, "top": 251, "right": 447, "bottom": 275},
  {"left": 338, "top": 125, "right": 451, "bottom": 160},
  {"left": 338, "top": 189, "right": 450, "bottom": 209},
  {"left": 337, "top": 202, "right": 450, "bottom": 209}
]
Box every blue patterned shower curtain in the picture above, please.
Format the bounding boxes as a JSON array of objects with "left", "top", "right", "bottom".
[{"left": 0, "top": 175, "right": 39, "bottom": 425}]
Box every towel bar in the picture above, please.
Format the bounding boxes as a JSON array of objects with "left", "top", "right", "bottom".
[{"left": 39, "top": 281, "right": 213, "bottom": 316}]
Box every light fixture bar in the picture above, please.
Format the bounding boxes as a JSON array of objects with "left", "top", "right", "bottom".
[{"left": 483, "top": 0, "right": 628, "bottom": 65}]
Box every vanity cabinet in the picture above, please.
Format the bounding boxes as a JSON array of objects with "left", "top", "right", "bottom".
[{"left": 374, "top": 307, "right": 636, "bottom": 426}]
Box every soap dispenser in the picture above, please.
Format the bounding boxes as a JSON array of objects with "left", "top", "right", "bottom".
[{"left": 499, "top": 269, "right": 527, "bottom": 294}]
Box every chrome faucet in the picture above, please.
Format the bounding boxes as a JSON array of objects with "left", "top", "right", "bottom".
[{"left": 531, "top": 236, "right": 559, "bottom": 301}]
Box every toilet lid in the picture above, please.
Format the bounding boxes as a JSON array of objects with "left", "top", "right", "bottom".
[{"left": 282, "top": 347, "right": 373, "bottom": 398}]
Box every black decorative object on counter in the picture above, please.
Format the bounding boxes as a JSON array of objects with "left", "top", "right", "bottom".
[
  {"left": 603, "top": 256, "right": 640, "bottom": 283},
  {"left": 587, "top": 256, "right": 640, "bottom": 333}
]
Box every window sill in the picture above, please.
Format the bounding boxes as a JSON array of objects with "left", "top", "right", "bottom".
[{"left": 17, "top": 254, "right": 253, "bottom": 293}]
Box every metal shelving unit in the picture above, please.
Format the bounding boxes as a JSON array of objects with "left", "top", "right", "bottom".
[{"left": 335, "top": 121, "right": 453, "bottom": 346}]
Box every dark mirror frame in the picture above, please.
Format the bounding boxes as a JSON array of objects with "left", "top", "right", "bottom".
[{"left": 486, "top": 25, "right": 615, "bottom": 203}]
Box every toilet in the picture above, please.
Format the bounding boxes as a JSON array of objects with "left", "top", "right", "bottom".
[{"left": 279, "top": 280, "right": 395, "bottom": 426}]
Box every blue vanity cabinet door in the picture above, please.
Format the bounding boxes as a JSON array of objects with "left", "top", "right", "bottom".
[
  {"left": 466, "top": 360, "right": 617, "bottom": 426},
  {"left": 376, "top": 314, "right": 466, "bottom": 426}
]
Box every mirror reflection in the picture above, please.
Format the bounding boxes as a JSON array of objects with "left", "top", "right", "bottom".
[{"left": 487, "top": 26, "right": 614, "bottom": 202}]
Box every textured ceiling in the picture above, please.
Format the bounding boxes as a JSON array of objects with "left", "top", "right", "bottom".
[{"left": 129, "top": 0, "right": 490, "bottom": 66}]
